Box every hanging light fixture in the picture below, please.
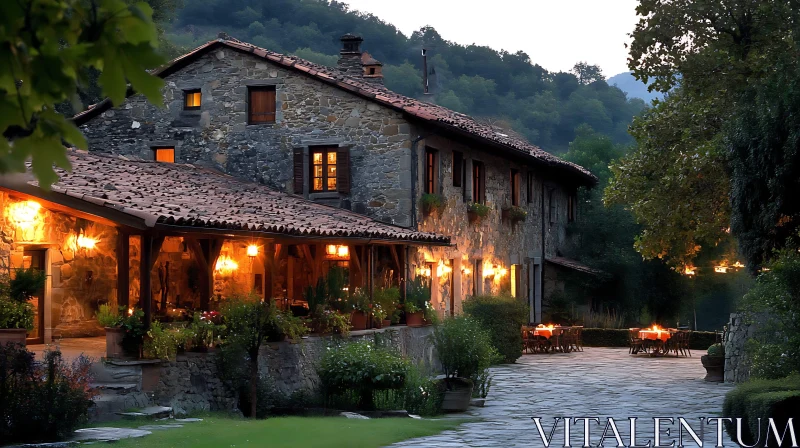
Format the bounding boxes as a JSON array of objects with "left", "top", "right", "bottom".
[{"left": 247, "top": 245, "right": 259, "bottom": 257}]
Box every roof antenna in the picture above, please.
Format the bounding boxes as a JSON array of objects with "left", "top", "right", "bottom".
[{"left": 422, "top": 48, "right": 430, "bottom": 95}]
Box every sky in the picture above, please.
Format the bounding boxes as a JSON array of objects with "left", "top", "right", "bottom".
[{"left": 340, "top": 0, "right": 640, "bottom": 76}]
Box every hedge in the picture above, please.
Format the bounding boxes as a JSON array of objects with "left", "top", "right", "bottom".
[
  {"left": 722, "top": 374, "right": 800, "bottom": 447},
  {"left": 463, "top": 295, "right": 528, "bottom": 363},
  {"left": 581, "top": 328, "right": 719, "bottom": 350}
]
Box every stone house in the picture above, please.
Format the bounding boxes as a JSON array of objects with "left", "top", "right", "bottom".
[{"left": 74, "top": 33, "right": 598, "bottom": 323}]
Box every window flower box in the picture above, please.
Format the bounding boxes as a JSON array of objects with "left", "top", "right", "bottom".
[
  {"left": 467, "top": 202, "right": 490, "bottom": 224},
  {"left": 421, "top": 193, "right": 445, "bottom": 218},
  {"left": 502, "top": 206, "right": 527, "bottom": 224}
]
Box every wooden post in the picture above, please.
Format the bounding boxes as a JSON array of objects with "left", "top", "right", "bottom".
[
  {"left": 140, "top": 233, "right": 152, "bottom": 326},
  {"left": 368, "top": 245, "right": 375, "bottom": 304},
  {"left": 265, "top": 242, "right": 275, "bottom": 300},
  {"left": 116, "top": 229, "right": 130, "bottom": 308}
]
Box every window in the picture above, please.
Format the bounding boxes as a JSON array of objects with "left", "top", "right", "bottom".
[
  {"left": 424, "top": 147, "right": 438, "bottom": 194},
  {"left": 311, "top": 147, "right": 338, "bottom": 192},
  {"left": 248, "top": 86, "right": 276, "bottom": 124},
  {"left": 452, "top": 151, "right": 463, "bottom": 187},
  {"left": 527, "top": 172, "right": 534, "bottom": 204},
  {"left": 511, "top": 169, "right": 520, "bottom": 206},
  {"left": 511, "top": 264, "right": 521, "bottom": 298},
  {"left": 568, "top": 192, "right": 577, "bottom": 223},
  {"left": 184, "top": 89, "right": 201, "bottom": 110},
  {"left": 153, "top": 147, "right": 175, "bottom": 163},
  {"left": 472, "top": 161, "right": 485, "bottom": 204},
  {"left": 369, "top": 67, "right": 376, "bottom": 75},
  {"left": 548, "top": 189, "right": 556, "bottom": 224}
]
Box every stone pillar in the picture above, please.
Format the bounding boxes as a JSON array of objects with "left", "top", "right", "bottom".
[{"left": 453, "top": 258, "right": 463, "bottom": 315}]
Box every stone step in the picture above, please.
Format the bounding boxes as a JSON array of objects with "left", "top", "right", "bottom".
[
  {"left": 90, "top": 382, "right": 139, "bottom": 393},
  {"left": 90, "top": 392, "right": 153, "bottom": 422},
  {"left": 116, "top": 406, "right": 173, "bottom": 420},
  {"left": 90, "top": 361, "right": 142, "bottom": 386}
]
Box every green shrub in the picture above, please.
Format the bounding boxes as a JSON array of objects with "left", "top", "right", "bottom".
[
  {"left": 707, "top": 343, "right": 725, "bottom": 357},
  {"left": 318, "top": 340, "right": 410, "bottom": 410},
  {"left": 119, "top": 307, "right": 145, "bottom": 355},
  {"left": 9, "top": 268, "right": 46, "bottom": 302},
  {"left": 505, "top": 205, "right": 527, "bottom": 222},
  {"left": 723, "top": 374, "right": 800, "bottom": 447},
  {"left": 0, "top": 297, "right": 33, "bottom": 330},
  {"left": 95, "top": 304, "right": 119, "bottom": 328},
  {"left": 739, "top": 244, "right": 800, "bottom": 379},
  {"left": 143, "top": 321, "right": 185, "bottom": 361},
  {"left": 467, "top": 202, "right": 490, "bottom": 218},
  {"left": 463, "top": 294, "right": 528, "bottom": 363},
  {"left": 432, "top": 316, "right": 499, "bottom": 380},
  {"left": 0, "top": 346, "right": 94, "bottom": 443}
]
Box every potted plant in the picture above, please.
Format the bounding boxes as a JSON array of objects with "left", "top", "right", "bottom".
[
  {"left": 119, "top": 307, "right": 146, "bottom": 358},
  {"left": 373, "top": 286, "right": 400, "bottom": 328},
  {"left": 0, "top": 269, "right": 44, "bottom": 347},
  {"left": 405, "top": 277, "right": 430, "bottom": 327},
  {"left": 502, "top": 205, "right": 527, "bottom": 224},
  {"left": 466, "top": 202, "right": 490, "bottom": 224},
  {"left": 420, "top": 193, "right": 445, "bottom": 218},
  {"left": 95, "top": 304, "right": 124, "bottom": 358},
  {"left": 701, "top": 343, "right": 725, "bottom": 382},
  {"left": 432, "top": 317, "right": 500, "bottom": 412},
  {"left": 0, "top": 296, "right": 34, "bottom": 347},
  {"left": 349, "top": 288, "right": 370, "bottom": 331}
]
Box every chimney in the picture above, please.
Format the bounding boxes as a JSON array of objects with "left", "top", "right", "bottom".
[
  {"left": 338, "top": 34, "right": 364, "bottom": 75},
  {"left": 361, "top": 52, "right": 384, "bottom": 85},
  {"left": 422, "top": 48, "right": 430, "bottom": 95}
]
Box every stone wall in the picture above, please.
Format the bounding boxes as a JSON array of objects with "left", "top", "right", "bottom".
[
  {"left": 80, "top": 47, "right": 414, "bottom": 227},
  {"left": 724, "top": 312, "right": 758, "bottom": 383},
  {"left": 0, "top": 193, "right": 118, "bottom": 338},
  {"left": 150, "top": 325, "right": 435, "bottom": 415}
]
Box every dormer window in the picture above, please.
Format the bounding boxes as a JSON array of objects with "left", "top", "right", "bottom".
[
  {"left": 184, "top": 89, "right": 201, "bottom": 110},
  {"left": 153, "top": 147, "right": 175, "bottom": 163}
]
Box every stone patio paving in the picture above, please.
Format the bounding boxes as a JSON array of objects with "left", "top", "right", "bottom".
[{"left": 392, "top": 347, "right": 735, "bottom": 447}]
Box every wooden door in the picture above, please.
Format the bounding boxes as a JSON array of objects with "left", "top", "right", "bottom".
[{"left": 22, "top": 249, "right": 46, "bottom": 344}]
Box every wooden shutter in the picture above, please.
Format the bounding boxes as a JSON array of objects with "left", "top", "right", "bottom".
[
  {"left": 249, "top": 87, "right": 276, "bottom": 123},
  {"left": 453, "top": 151, "right": 463, "bottom": 187},
  {"left": 336, "top": 146, "right": 351, "bottom": 194},
  {"left": 293, "top": 148, "right": 304, "bottom": 194}
]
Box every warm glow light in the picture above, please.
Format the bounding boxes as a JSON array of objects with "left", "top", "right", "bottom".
[
  {"left": 325, "top": 244, "right": 349, "bottom": 259},
  {"left": 8, "top": 201, "right": 41, "bottom": 229},
  {"left": 417, "top": 266, "right": 432, "bottom": 277},
  {"left": 128, "top": 308, "right": 134, "bottom": 316},
  {"left": 683, "top": 265, "right": 696, "bottom": 276},
  {"left": 498, "top": 267, "right": 508, "bottom": 277},
  {"left": 714, "top": 265, "right": 728, "bottom": 274},
  {"left": 337, "top": 245, "right": 349, "bottom": 258},
  {"left": 76, "top": 234, "right": 98, "bottom": 250},
  {"left": 462, "top": 267, "right": 472, "bottom": 275},
  {"left": 733, "top": 261, "right": 745, "bottom": 269},
  {"left": 247, "top": 245, "right": 259, "bottom": 257},
  {"left": 484, "top": 265, "right": 495, "bottom": 277},
  {"left": 215, "top": 255, "right": 239, "bottom": 273}
]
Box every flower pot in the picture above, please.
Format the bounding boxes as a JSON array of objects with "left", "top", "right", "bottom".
[
  {"left": 467, "top": 210, "right": 481, "bottom": 224},
  {"left": 382, "top": 319, "right": 392, "bottom": 328},
  {"left": 406, "top": 311, "right": 424, "bottom": 327},
  {"left": 701, "top": 355, "right": 724, "bottom": 382},
  {"left": 441, "top": 378, "right": 474, "bottom": 412},
  {"left": 351, "top": 311, "right": 368, "bottom": 331},
  {"left": 0, "top": 329, "right": 27, "bottom": 348},
  {"left": 105, "top": 327, "right": 125, "bottom": 358}
]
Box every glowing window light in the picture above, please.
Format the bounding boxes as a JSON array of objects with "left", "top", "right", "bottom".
[
  {"left": 714, "top": 266, "right": 728, "bottom": 274},
  {"left": 337, "top": 245, "right": 349, "bottom": 258},
  {"left": 325, "top": 244, "right": 350, "bottom": 259},
  {"left": 215, "top": 255, "right": 239, "bottom": 273},
  {"left": 683, "top": 265, "right": 696, "bottom": 276},
  {"left": 247, "top": 245, "right": 259, "bottom": 257},
  {"left": 8, "top": 201, "right": 41, "bottom": 229}
]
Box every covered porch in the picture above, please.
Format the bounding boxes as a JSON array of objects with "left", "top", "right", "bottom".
[{"left": 0, "top": 150, "right": 449, "bottom": 344}]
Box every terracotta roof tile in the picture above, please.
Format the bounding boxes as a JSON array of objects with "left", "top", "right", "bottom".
[
  {"left": 72, "top": 37, "right": 596, "bottom": 185},
  {"left": 28, "top": 150, "right": 449, "bottom": 245}
]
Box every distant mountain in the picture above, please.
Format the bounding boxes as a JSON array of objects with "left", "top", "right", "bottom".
[{"left": 608, "top": 72, "right": 663, "bottom": 103}]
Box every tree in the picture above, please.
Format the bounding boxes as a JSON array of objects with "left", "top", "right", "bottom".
[
  {"left": 608, "top": 0, "right": 799, "bottom": 268},
  {"left": 571, "top": 62, "right": 604, "bottom": 85},
  {"left": 2, "top": 0, "right": 165, "bottom": 186},
  {"left": 728, "top": 63, "right": 800, "bottom": 270}
]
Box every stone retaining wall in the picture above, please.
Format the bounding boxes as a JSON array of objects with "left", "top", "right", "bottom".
[
  {"left": 724, "top": 312, "right": 763, "bottom": 383},
  {"left": 151, "top": 325, "right": 435, "bottom": 415}
]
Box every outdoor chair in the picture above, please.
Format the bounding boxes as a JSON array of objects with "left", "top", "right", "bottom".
[
  {"left": 573, "top": 326, "right": 583, "bottom": 352},
  {"left": 681, "top": 330, "right": 692, "bottom": 357},
  {"left": 629, "top": 328, "right": 645, "bottom": 354}
]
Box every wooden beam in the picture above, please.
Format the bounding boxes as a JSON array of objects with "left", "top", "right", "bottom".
[
  {"left": 116, "top": 229, "right": 130, "bottom": 308},
  {"left": 141, "top": 233, "right": 153, "bottom": 327},
  {"left": 390, "top": 245, "right": 401, "bottom": 274},
  {"left": 301, "top": 245, "right": 318, "bottom": 284},
  {"left": 203, "top": 239, "right": 223, "bottom": 306},
  {"left": 265, "top": 242, "right": 275, "bottom": 300}
]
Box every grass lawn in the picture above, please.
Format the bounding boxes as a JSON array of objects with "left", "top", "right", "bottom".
[{"left": 106, "top": 415, "right": 467, "bottom": 448}]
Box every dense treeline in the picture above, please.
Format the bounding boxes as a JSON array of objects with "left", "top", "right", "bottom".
[{"left": 167, "top": 0, "right": 646, "bottom": 153}]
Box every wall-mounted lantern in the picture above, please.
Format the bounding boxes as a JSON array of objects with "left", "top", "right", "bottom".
[
  {"left": 325, "top": 244, "right": 350, "bottom": 260},
  {"left": 247, "top": 245, "right": 259, "bottom": 258}
]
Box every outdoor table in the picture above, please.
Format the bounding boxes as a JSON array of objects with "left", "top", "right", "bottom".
[{"left": 639, "top": 329, "right": 672, "bottom": 342}]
